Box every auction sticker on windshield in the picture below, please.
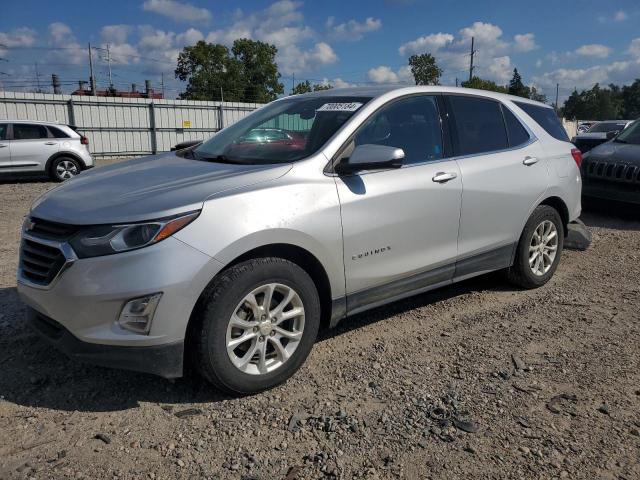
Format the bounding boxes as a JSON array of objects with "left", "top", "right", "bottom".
[{"left": 317, "top": 102, "right": 363, "bottom": 112}]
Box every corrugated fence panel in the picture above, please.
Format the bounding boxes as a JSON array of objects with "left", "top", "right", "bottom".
[{"left": 0, "top": 92, "right": 263, "bottom": 158}]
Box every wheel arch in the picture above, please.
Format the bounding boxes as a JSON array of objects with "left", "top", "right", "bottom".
[
  {"left": 45, "top": 151, "right": 87, "bottom": 174},
  {"left": 184, "top": 242, "right": 334, "bottom": 371},
  {"left": 538, "top": 196, "right": 569, "bottom": 236}
]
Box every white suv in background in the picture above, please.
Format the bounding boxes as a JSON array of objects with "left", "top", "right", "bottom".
[{"left": 0, "top": 121, "right": 94, "bottom": 181}]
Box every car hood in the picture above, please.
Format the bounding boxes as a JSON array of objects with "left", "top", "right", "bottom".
[
  {"left": 30, "top": 152, "right": 292, "bottom": 225},
  {"left": 587, "top": 141, "right": 640, "bottom": 164}
]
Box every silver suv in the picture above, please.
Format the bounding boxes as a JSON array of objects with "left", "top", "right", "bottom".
[
  {"left": 17, "top": 87, "right": 582, "bottom": 394},
  {"left": 0, "top": 121, "right": 94, "bottom": 181}
]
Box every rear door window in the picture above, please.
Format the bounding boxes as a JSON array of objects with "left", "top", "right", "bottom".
[
  {"left": 502, "top": 106, "right": 531, "bottom": 147},
  {"left": 514, "top": 101, "right": 569, "bottom": 142},
  {"left": 447, "top": 95, "right": 508, "bottom": 156},
  {"left": 13, "top": 124, "right": 49, "bottom": 140},
  {"left": 47, "top": 126, "right": 70, "bottom": 138}
]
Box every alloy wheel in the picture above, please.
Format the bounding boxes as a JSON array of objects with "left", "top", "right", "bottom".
[
  {"left": 529, "top": 220, "right": 558, "bottom": 276},
  {"left": 226, "top": 283, "right": 305, "bottom": 375},
  {"left": 56, "top": 160, "right": 79, "bottom": 180}
]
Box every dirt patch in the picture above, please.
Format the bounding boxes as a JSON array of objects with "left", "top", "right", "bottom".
[{"left": 1, "top": 162, "right": 639, "bottom": 479}]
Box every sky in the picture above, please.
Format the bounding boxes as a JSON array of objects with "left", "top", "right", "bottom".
[{"left": 1, "top": 0, "right": 640, "bottom": 102}]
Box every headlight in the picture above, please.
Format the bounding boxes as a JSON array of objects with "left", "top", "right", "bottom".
[{"left": 69, "top": 211, "right": 199, "bottom": 258}]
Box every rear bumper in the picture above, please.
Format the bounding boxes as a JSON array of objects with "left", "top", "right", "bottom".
[{"left": 27, "top": 306, "right": 184, "bottom": 378}]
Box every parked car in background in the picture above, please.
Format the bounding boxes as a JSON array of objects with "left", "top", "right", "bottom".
[
  {"left": 0, "top": 121, "right": 93, "bottom": 181},
  {"left": 581, "top": 119, "right": 640, "bottom": 204},
  {"left": 18, "top": 86, "right": 582, "bottom": 394},
  {"left": 572, "top": 120, "right": 632, "bottom": 153},
  {"left": 577, "top": 121, "right": 596, "bottom": 134}
]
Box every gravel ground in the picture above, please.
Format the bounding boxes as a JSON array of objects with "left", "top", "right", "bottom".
[{"left": 0, "top": 162, "right": 639, "bottom": 479}]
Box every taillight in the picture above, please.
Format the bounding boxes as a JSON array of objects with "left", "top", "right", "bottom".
[
  {"left": 80, "top": 135, "right": 89, "bottom": 146},
  {"left": 571, "top": 148, "right": 582, "bottom": 168}
]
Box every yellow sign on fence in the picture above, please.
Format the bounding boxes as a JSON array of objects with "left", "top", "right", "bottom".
[{"left": 182, "top": 120, "right": 192, "bottom": 128}]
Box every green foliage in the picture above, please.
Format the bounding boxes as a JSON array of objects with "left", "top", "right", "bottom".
[
  {"left": 461, "top": 76, "right": 507, "bottom": 93},
  {"left": 561, "top": 83, "right": 629, "bottom": 120},
  {"left": 175, "top": 39, "right": 284, "bottom": 103},
  {"left": 508, "top": 69, "right": 529, "bottom": 98},
  {"left": 291, "top": 80, "right": 333, "bottom": 95},
  {"left": 408, "top": 53, "right": 442, "bottom": 86}
]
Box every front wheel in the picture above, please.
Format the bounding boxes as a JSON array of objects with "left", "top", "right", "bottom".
[
  {"left": 194, "top": 257, "right": 320, "bottom": 394},
  {"left": 507, "top": 205, "right": 564, "bottom": 289}
]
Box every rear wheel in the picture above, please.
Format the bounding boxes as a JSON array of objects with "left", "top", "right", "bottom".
[
  {"left": 50, "top": 157, "right": 81, "bottom": 182},
  {"left": 507, "top": 205, "right": 564, "bottom": 289},
  {"left": 194, "top": 257, "right": 320, "bottom": 394}
]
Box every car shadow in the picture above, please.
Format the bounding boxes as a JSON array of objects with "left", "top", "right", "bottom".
[
  {"left": 0, "top": 272, "right": 513, "bottom": 413},
  {"left": 581, "top": 198, "right": 640, "bottom": 231}
]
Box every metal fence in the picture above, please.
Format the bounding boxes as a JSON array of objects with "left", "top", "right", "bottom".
[{"left": 0, "top": 91, "right": 263, "bottom": 158}]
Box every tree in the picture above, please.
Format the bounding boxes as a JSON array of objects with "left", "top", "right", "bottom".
[
  {"left": 622, "top": 79, "right": 640, "bottom": 118},
  {"left": 561, "top": 84, "right": 623, "bottom": 120},
  {"left": 291, "top": 81, "right": 333, "bottom": 95},
  {"left": 461, "top": 76, "right": 507, "bottom": 93},
  {"left": 408, "top": 53, "right": 442, "bottom": 85},
  {"left": 529, "top": 86, "right": 547, "bottom": 103},
  {"left": 175, "top": 39, "right": 283, "bottom": 103},
  {"left": 508, "top": 68, "right": 529, "bottom": 98}
]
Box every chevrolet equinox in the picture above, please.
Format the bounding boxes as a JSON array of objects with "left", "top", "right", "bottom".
[{"left": 18, "top": 87, "right": 582, "bottom": 394}]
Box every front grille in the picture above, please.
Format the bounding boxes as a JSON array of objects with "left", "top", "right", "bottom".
[
  {"left": 20, "top": 238, "right": 67, "bottom": 285},
  {"left": 28, "top": 217, "right": 79, "bottom": 241},
  {"left": 583, "top": 160, "right": 640, "bottom": 184}
]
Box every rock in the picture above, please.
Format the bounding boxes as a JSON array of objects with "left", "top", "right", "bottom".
[
  {"left": 511, "top": 354, "right": 525, "bottom": 371},
  {"left": 464, "top": 444, "right": 476, "bottom": 454},
  {"left": 453, "top": 418, "right": 479, "bottom": 434},
  {"left": 94, "top": 433, "right": 111, "bottom": 444},
  {"left": 176, "top": 459, "right": 185, "bottom": 467},
  {"left": 597, "top": 403, "right": 610, "bottom": 415},
  {"left": 565, "top": 220, "right": 591, "bottom": 251},
  {"left": 631, "top": 428, "right": 640, "bottom": 437},
  {"left": 174, "top": 408, "right": 202, "bottom": 418},
  {"left": 518, "top": 446, "right": 531, "bottom": 454}
]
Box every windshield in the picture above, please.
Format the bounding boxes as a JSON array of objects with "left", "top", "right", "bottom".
[
  {"left": 588, "top": 122, "right": 627, "bottom": 133},
  {"left": 192, "top": 96, "right": 371, "bottom": 164},
  {"left": 615, "top": 120, "right": 640, "bottom": 145}
]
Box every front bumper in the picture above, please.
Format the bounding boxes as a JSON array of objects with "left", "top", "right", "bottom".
[
  {"left": 582, "top": 181, "right": 640, "bottom": 205},
  {"left": 27, "top": 306, "right": 184, "bottom": 378}
]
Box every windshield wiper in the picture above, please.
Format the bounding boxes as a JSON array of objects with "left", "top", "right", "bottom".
[{"left": 197, "top": 154, "right": 246, "bottom": 164}]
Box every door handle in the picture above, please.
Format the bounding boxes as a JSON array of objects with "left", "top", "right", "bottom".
[
  {"left": 523, "top": 156, "right": 539, "bottom": 166},
  {"left": 44, "top": 141, "right": 57, "bottom": 145},
  {"left": 432, "top": 171, "right": 458, "bottom": 183}
]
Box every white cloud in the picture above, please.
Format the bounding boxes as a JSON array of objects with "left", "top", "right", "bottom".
[
  {"left": 575, "top": 44, "right": 611, "bottom": 58},
  {"left": 47, "top": 22, "right": 85, "bottom": 65},
  {"left": 629, "top": 38, "right": 640, "bottom": 59},
  {"left": 176, "top": 28, "right": 204, "bottom": 46},
  {"left": 142, "top": 0, "right": 212, "bottom": 24},
  {"left": 513, "top": 33, "right": 538, "bottom": 52},
  {"left": 533, "top": 59, "right": 640, "bottom": 93},
  {"left": 614, "top": 10, "right": 628, "bottom": 21},
  {"left": 101, "top": 25, "right": 133, "bottom": 45},
  {"left": 367, "top": 65, "right": 412, "bottom": 84},
  {"left": 485, "top": 56, "right": 512, "bottom": 83},
  {"left": 0, "top": 27, "right": 37, "bottom": 48},
  {"left": 327, "top": 17, "right": 382, "bottom": 41},
  {"left": 398, "top": 32, "right": 454, "bottom": 56},
  {"left": 203, "top": 0, "right": 338, "bottom": 75}
]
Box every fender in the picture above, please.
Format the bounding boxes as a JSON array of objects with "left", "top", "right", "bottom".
[{"left": 45, "top": 151, "right": 88, "bottom": 173}]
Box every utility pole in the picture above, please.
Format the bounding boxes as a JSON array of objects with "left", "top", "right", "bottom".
[
  {"left": 468, "top": 36, "right": 475, "bottom": 83},
  {"left": 34, "top": 62, "right": 42, "bottom": 92},
  {"left": 88, "top": 42, "right": 96, "bottom": 95},
  {"left": 455, "top": 77, "right": 459, "bottom": 87},
  {"left": 219, "top": 86, "right": 224, "bottom": 103},
  {"left": 161, "top": 72, "right": 165, "bottom": 98},
  {"left": 555, "top": 83, "right": 560, "bottom": 112},
  {"left": 291, "top": 73, "right": 295, "bottom": 95},
  {"left": 106, "top": 43, "right": 113, "bottom": 90}
]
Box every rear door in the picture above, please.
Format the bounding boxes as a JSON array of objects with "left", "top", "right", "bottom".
[
  {"left": 444, "top": 94, "right": 548, "bottom": 278},
  {"left": 0, "top": 123, "right": 10, "bottom": 171},
  {"left": 10, "top": 123, "right": 59, "bottom": 172},
  {"left": 335, "top": 94, "right": 462, "bottom": 313}
]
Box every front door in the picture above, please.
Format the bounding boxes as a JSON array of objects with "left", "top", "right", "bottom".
[{"left": 334, "top": 94, "right": 462, "bottom": 314}]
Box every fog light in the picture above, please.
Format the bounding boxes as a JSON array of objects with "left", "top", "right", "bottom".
[{"left": 118, "top": 293, "right": 162, "bottom": 334}]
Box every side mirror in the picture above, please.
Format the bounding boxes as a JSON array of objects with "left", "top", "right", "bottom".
[
  {"left": 606, "top": 131, "right": 618, "bottom": 140},
  {"left": 336, "top": 144, "right": 404, "bottom": 174}
]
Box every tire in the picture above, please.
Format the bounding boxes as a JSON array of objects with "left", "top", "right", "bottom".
[
  {"left": 506, "top": 205, "right": 564, "bottom": 289},
  {"left": 194, "top": 257, "right": 321, "bottom": 394},
  {"left": 50, "top": 156, "right": 81, "bottom": 182}
]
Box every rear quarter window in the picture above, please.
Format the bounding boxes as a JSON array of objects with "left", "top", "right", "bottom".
[
  {"left": 514, "top": 101, "right": 569, "bottom": 142},
  {"left": 47, "top": 126, "right": 70, "bottom": 138}
]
